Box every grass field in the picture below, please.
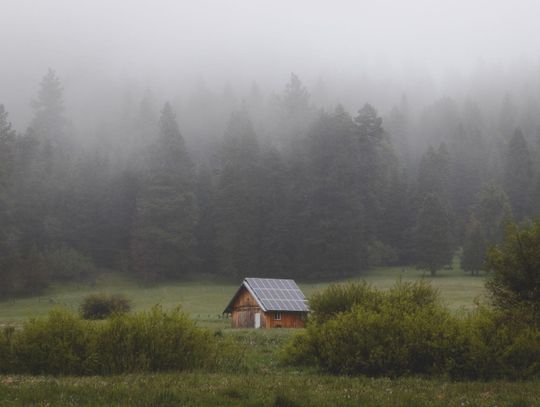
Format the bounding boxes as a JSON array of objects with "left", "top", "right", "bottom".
[
  {"left": 1, "top": 328, "right": 539, "bottom": 406},
  {"left": 0, "top": 266, "right": 487, "bottom": 328},
  {"left": 1, "top": 267, "right": 538, "bottom": 406},
  {"left": 1, "top": 372, "right": 539, "bottom": 406}
]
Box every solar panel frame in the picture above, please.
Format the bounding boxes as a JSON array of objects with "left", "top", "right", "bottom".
[{"left": 244, "top": 278, "right": 309, "bottom": 312}]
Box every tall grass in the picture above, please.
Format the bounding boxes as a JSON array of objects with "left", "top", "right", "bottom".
[{"left": 1, "top": 372, "right": 540, "bottom": 406}]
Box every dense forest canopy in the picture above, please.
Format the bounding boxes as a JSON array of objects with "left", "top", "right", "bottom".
[
  {"left": 1, "top": 65, "right": 540, "bottom": 296},
  {"left": 2, "top": 0, "right": 540, "bottom": 297}
]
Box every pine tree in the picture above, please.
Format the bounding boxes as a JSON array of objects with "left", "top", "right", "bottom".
[
  {"left": 461, "top": 216, "right": 487, "bottom": 275},
  {"left": 0, "top": 105, "right": 16, "bottom": 297},
  {"left": 498, "top": 95, "right": 517, "bottom": 140},
  {"left": 0, "top": 105, "right": 15, "bottom": 185},
  {"left": 131, "top": 103, "right": 198, "bottom": 281},
  {"left": 417, "top": 144, "right": 450, "bottom": 202},
  {"left": 214, "top": 110, "right": 262, "bottom": 278},
  {"left": 134, "top": 90, "right": 159, "bottom": 149},
  {"left": 30, "top": 69, "right": 66, "bottom": 147},
  {"left": 447, "top": 111, "right": 487, "bottom": 235},
  {"left": 254, "top": 147, "right": 290, "bottom": 276},
  {"left": 24, "top": 70, "right": 73, "bottom": 253},
  {"left": 354, "top": 103, "right": 401, "bottom": 244},
  {"left": 291, "top": 106, "right": 367, "bottom": 278},
  {"left": 385, "top": 95, "right": 412, "bottom": 168},
  {"left": 378, "top": 169, "right": 415, "bottom": 264},
  {"left": 504, "top": 128, "right": 533, "bottom": 220},
  {"left": 194, "top": 165, "right": 217, "bottom": 275},
  {"left": 272, "top": 73, "right": 315, "bottom": 146},
  {"left": 472, "top": 184, "right": 513, "bottom": 244},
  {"left": 415, "top": 193, "right": 454, "bottom": 276},
  {"left": 282, "top": 73, "right": 310, "bottom": 117},
  {"left": 62, "top": 152, "right": 129, "bottom": 268},
  {"left": 459, "top": 184, "right": 512, "bottom": 278}
]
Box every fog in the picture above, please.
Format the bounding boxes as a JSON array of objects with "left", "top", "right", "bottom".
[
  {"left": 2, "top": 0, "right": 540, "bottom": 290},
  {"left": 2, "top": 0, "right": 540, "bottom": 130},
  {"left": 3, "top": 2, "right": 540, "bottom": 386}
]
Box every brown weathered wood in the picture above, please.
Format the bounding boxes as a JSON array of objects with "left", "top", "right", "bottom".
[
  {"left": 228, "top": 286, "right": 307, "bottom": 328},
  {"left": 230, "top": 287, "right": 261, "bottom": 328},
  {"left": 264, "top": 311, "right": 306, "bottom": 328}
]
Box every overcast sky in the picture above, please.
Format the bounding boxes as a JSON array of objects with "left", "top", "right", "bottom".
[{"left": 2, "top": 0, "right": 540, "bottom": 128}]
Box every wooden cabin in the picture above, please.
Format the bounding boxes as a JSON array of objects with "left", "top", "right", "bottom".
[{"left": 223, "top": 278, "right": 309, "bottom": 328}]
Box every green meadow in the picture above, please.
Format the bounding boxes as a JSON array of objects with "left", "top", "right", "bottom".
[
  {"left": 1, "top": 372, "right": 539, "bottom": 407},
  {"left": 3, "top": 266, "right": 529, "bottom": 407},
  {"left": 0, "top": 266, "right": 486, "bottom": 328}
]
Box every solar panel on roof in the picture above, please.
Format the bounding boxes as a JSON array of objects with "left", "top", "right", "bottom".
[{"left": 243, "top": 278, "right": 309, "bottom": 312}]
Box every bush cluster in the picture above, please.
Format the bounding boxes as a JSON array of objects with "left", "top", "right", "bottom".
[
  {"left": 0, "top": 306, "right": 223, "bottom": 375},
  {"left": 486, "top": 220, "right": 540, "bottom": 319},
  {"left": 80, "top": 293, "right": 131, "bottom": 320},
  {"left": 0, "top": 326, "right": 16, "bottom": 372},
  {"left": 308, "top": 280, "right": 437, "bottom": 325},
  {"left": 452, "top": 307, "right": 540, "bottom": 380},
  {"left": 282, "top": 281, "right": 540, "bottom": 380}
]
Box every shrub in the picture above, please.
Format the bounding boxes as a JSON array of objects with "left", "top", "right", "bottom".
[
  {"left": 284, "top": 281, "right": 452, "bottom": 376},
  {"left": 450, "top": 307, "right": 540, "bottom": 380},
  {"left": 279, "top": 327, "right": 319, "bottom": 367},
  {"left": 80, "top": 293, "right": 131, "bottom": 320},
  {"left": 11, "top": 309, "right": 99, "bottom": 375},
  {"left": 308, "top": 280, "right": 437, "bottom": 325},
  {"left": 95, "top": 305, "right": 214, "bottom": 373},
  {"left": 308, "top": 300, "right": 458, "bottom": 376},
  {"left": 5, "top": 306, "right": 221, "bottom": 376},
  {"left": 283, "top": 281, "right": 540, "bottom": 380},
  {"left": 0, "top": 326, "right": 15, "bottom": 373},
  {"left": 308, "top": 281, "right": 381, "bottom": 325},
  {"left": 486, "top": 220, "right": 540, "bottom": 318}
]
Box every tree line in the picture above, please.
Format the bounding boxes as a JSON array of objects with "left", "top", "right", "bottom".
[{"left": 0, "top": 70, "right": 538, "bottom": 296}]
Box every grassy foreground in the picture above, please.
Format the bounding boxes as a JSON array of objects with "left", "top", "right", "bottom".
[
  {"left": 0, "top": 328, "right": 538, "bottom": 405},
  {"left": 1, "top": 328, "right": 538, "bottom": 406},
  {"left": 1, "top": 372, "right": 539, "bottom": 407},
  {"left": 1, "top": 267, "right": 515, "bottom": 406},
  {"left": 0, "top": 266, "right": 487, "bottom": 328}
]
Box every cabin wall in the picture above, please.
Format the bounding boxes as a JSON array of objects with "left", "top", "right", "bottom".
[
  {"left": 263, "top": 312, "right": 306, "bottom": 328},
  {"left": 230, "top": 287, "right": 263, "bottom": 328},
  {"left": 229, "top": 287, "right": 308, "bottom": 328}
]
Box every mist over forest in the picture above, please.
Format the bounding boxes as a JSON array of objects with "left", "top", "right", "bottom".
[{"left": 1, "top": 0, "right": 540, "bottom": 296}]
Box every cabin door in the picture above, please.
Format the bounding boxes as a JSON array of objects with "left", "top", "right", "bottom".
[{"left": 254, "top": 312, "right": 261, "bottom": 328}]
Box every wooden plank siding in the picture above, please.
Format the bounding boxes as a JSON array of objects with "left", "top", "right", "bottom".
[
  {"left": 229, "top": 286, "right": 306, "bottom": 328},
  {"left": 263, "top": 311, "right": 306, "bottom": 328},
  {"left": 230, "top": 287, "right": 262, "bottom": 328}
]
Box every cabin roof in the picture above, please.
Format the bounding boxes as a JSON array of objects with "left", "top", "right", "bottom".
[{"left": 223, "top": 278, "right": 310, "bottom": 313}]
